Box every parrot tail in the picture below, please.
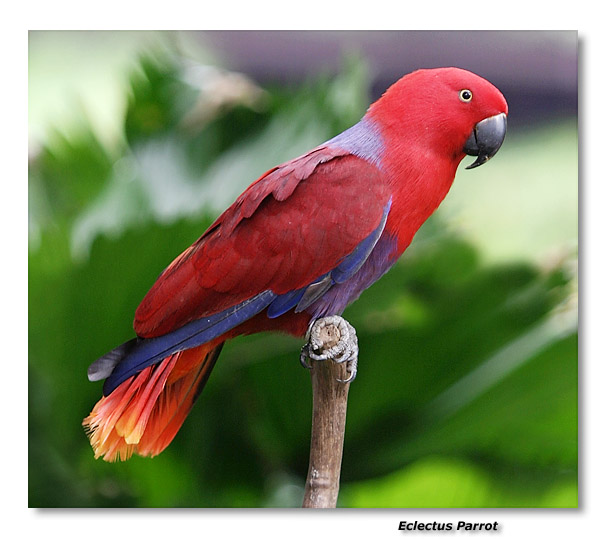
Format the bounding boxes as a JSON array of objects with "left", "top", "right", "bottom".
[{"left": 82, "top": 342, "right": 223, "bottom": 462}]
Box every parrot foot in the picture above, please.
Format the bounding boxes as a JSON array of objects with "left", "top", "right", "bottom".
[{"left": 300, "top": 315, "right": 359, "bottom": 383}]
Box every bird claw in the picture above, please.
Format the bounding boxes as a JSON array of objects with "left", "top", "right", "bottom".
[
  {"left": 299, "top": 345, "right": 313, "bottom": 370},
  {"left": 300, "top": 315, "right": 359, "bottom": 383}
]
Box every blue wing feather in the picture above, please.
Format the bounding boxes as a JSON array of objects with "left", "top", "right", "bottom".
[
  {"left": 266, "top": 288, "right": 306, "bottom": 318},
  {"left": 101, "top": 290, "right": 276, "bottom": 395}
]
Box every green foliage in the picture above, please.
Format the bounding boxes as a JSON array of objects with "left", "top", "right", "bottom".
[{"left": 28, "top": 50, "right": 577, "bottom": 508}]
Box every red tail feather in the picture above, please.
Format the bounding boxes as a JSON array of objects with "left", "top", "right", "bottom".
[{"left": 83, "top": 343, "right": 222, "bottom": 461}]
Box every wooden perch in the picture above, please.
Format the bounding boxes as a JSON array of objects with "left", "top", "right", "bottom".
[{"left": 302, "top": 320, "right": 352, "bottom": 508}]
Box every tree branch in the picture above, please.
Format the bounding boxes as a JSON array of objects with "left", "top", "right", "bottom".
[{"left": 302, "top": 321, "right": 351, "bottom": 508}]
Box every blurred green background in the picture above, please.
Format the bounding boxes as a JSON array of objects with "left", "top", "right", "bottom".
[{"left": 28, "top": 31, "right": 577, "bottom": 508}]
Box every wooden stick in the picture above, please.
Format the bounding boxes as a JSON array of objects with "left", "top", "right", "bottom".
[{"left": 302, "top": 322, "right": 351, "bottom": 508}]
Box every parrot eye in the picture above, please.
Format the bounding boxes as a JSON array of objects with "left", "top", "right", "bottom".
[{"left": 459, "top": 89, "right": 473, "bottom": 102}]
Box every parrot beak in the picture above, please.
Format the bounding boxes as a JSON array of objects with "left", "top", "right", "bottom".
[{"left": 464, "top": 112, "right": 507, "bottom": 169}]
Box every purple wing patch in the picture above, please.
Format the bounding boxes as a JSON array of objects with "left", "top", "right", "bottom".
[
  {"left": 308, "top": 231, "right": 399, "bottom": 319},
  {"left": 325, "top": 117, "right": 385, "bottom": 168}
]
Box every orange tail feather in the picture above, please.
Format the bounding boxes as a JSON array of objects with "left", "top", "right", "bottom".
[{"left": 83, "top": 343, "right": 223, "bottom": 462}]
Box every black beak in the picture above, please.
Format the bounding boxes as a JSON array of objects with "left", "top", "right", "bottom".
[{"left": 464, "top": 112, "right": 507, "bottom": 169}]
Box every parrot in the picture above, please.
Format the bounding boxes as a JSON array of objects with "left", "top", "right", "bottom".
[{"left": 83, "top": 66, "right": 508, "bottom": 462}]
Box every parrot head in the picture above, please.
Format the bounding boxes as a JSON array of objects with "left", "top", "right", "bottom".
[{"left": 368, "top": 67, "right": 509, "bottom": 171}]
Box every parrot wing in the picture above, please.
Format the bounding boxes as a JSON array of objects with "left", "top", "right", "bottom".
[{"left": 133, "top": 146, "right": 392, "bottom": 339}]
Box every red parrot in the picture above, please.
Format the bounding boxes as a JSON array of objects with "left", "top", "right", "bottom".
[{"left": 84, "top": 67, "right": 508, "bottom": 461}]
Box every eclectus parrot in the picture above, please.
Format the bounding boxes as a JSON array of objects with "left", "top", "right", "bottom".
[{"left": 84, "top": 67, "right": 508, "bottom": 461}]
